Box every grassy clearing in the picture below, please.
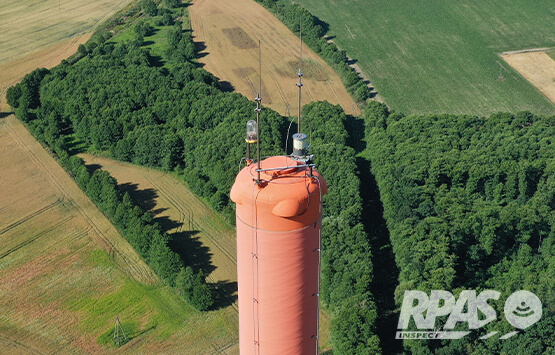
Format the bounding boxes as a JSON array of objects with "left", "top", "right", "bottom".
[
  {"left": 290, "top": 0, "right": 555, "bottom": 115},
  {"left": 109, "top": 18, "right": 175, "bottom": 70}
]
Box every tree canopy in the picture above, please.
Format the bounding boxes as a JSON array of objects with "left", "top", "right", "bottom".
[{"left": 364, "top": 102, "right": 554, "bottom": 354}]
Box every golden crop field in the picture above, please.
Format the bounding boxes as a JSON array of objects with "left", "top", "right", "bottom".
[
  {"left": 0, "top": 115, "right": 156, "bottom": 352},
  {"left": 189, "top": 0, "right": 360, "bottom": 116},
  {"left": 501, "top": 50, "right": 555, "bottom": 104},
  {"left": 0, "top": 0, "right": 132, "bottom": 65},
  {"left": 0, "top": 114, "right": 247, "bottom": 354}
]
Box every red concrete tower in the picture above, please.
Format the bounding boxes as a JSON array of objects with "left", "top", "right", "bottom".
[{"left": 231, "top": 154, "right": 327, "bottom": 354}]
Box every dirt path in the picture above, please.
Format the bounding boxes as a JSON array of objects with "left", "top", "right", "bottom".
[
  {"left": 501, "top": 47, "right": 553, "bottom": 55},
  {"left": 501, "top": 51, "right": 555, "bottom": 104},
  {"left": 189, "top": 0, "right": 360, "bottom": 116}
]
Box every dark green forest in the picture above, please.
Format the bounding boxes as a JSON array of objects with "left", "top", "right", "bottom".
[
  {"left": 6, "top": 0, "right": 554, "bottom": 353},
  {"left": 364, "top": 102, "right": 554, "bottom": 354}
]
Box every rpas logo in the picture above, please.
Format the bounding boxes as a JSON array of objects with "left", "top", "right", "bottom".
[{"left": 396, "top": 290, "right": 542, "bottom": 340}]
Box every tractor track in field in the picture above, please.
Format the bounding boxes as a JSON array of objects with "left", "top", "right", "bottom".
[
  {"left": 0, "top": 199, "right": 63, "bottom": 236},
  {"left": 0, "top": 334, "right": 45, "bottom": 355},
  {"left": 0, "top": 216, "right": 73, "bottom": 261},
  {"left": 189, "top": 0, "right": 360, "bottom": 116},
  {"left": 210, "top": 340, "right": 238, "bottom": 354},
  {"left": 82, "top": 154, "right": 239, "bottom": 313},
  {"left": 201, "top": 21, "right": 259, "bottom": 97},
  {"left": 192, "top": 0, "right": 291, "bottom": 108},
  {"left": 145, "top": 175, "right": 237, "bottom": 267},
  {"left": 245, "top": 48, "right": 295, "bottom": 109}
]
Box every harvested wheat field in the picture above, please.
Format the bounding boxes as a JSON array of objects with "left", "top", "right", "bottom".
[
  {"left": 501, "top": 50, "right": 555, "bottom": 104},
  {"left": 0, "top": 0, "right": 132, "bottom": 66},
  {"left": 0, "top": 115, "right": 244, "bottom": 354},
  {"left": 0, "top": 115, "right": 155, "bottom": 353},
  {"left": 189, "top": 0, "right": 360, "bottom": 116},
  {"left": 79, "top": 154, "right": 239, "bottom": 308}
]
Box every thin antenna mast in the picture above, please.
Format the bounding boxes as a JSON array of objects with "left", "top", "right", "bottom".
[
  {"left": 296, "top": 18, "right": 303, "bottom": 134},
  {"left": 255, "top": 40, "right": 262, "bottom": 182}
]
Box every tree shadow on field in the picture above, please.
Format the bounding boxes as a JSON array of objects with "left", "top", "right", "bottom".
[
  {"left": 314, "top": 16, "right": 330, "bottom": 35},
  {"left": 153, "top": 215, "right": 183, "bottom": 232},
  {"left": 0, "top": 112, "right": 12, "bottom": 119},
  {"left": 84, "top": 163, "right": 103, "bottom": 175},
  {"left": 219, "top": 81, "right": 235, "bottom": 92},
  {"left": 117, "top": 182, "right": 159, "bottom": 212},
  {"left": 119, "top": 180, "right": 219, "bottom": 279},
  {"left": 193, "top": 39, "right": 209, "bottom": 59},
  {"left": 168, "top": 230, "right": 215, "bottom": 275},
  {"left": 210, "top": 280, "right": 238, "bottom": 310}
]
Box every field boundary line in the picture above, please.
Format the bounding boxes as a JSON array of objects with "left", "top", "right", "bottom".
[{"left": 501, "top": 47, "right": 554, "bottom": 55}]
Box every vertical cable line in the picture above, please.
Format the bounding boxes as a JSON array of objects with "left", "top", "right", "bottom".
[
  {"left": 252, "top": 40, "right": 263, "bottom": 354},
  {"left": 314, "top": 175, "right": 323, "bottom": 354},
  {"left": 251, "top": 182, "right": 261, "bottom": 354}
]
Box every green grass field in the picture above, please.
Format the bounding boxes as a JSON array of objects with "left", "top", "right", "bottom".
[
  {"left": 68, "top": 248, "right": 238, "bottom": 351},
  {"left": 290, "top": 0, "right": 555, "bottom": 115}
]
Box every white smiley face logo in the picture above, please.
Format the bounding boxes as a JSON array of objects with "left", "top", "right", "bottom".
[{"left": 504, "top": 290, "right": 542, "bottom": 329}]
